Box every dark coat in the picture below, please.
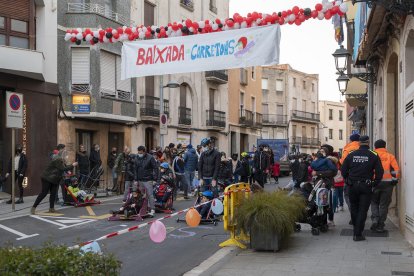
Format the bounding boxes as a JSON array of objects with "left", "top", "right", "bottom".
[
  {"left": 42, "top": 157, "right": 74, "bottom": 184},
  {"left": 235, "top": 158, "right": 250, "bottom": 177},
  {"left": 184, "top": 149, "right": 198, "bottom": 172},
  {"left": 253, "top": 151, "right": 270, "bottom": 172},
  {"left": 125, "top": 154, "right": 136, "bottom": 181},
  {"left": 107, "top": 152, "right": 117, "bottom": 169},
  {"left": 218, "top": 160, "right": 233, "bottom": 181},
  {"left": 89, "top": 150, "right": 102, "bottom": 171},
  {"left": 75, "top": 152, "right": 89, "bottom": 174},
  {"left": 134, "top": 153, "right": 158, "bottom": 182},
  {"left": 8, "top": 153, "right": 28, "bottom": 176},
  {"left": 198, "top": 149, "right": 221, "bottom": 180}
]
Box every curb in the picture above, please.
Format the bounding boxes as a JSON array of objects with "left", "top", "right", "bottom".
[{"left": 183, "top": 246, "right": 240, "bottom": 276}]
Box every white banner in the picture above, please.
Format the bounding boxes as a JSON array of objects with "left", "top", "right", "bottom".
[{"left": 122, "top": 25, "right": 281, "bottom": 79}]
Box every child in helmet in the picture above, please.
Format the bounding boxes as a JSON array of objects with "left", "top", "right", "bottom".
[
  {"left": 154, "top": 174, "right": 175, "bottom": 208},
  {"left": 113, "top": 187, "right": 144, "bottom": 218},
  {"left": 196, "top": 190, "right": 214, "bottom": 219}
]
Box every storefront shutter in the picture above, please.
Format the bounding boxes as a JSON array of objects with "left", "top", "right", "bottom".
[
  {"left": 116, "top": 55, "right": 131, "bottom": 92},
  {"left": 100, "top": 50, "right": 116, "bottom": 94},
  {"left": 71, "top": 48, "right": 90, "bottom": 84}
]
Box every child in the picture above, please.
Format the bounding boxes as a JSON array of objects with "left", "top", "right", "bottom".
[
  {"left": 271, "top": 162, "right": 280, "bottom": 184},
  {"left": 197, "top": 190, "right": 213, "bottom": 219},
  {"left": 114, "top": 188, "right": 144, "bottom": 218},
  {"left": 311, "top": 149, "right": 337, "bottom": 173},
  {"left": 67, "top": 179, "right": 94, "bottom": 202},
  {"left": 154, "top": 175, "right": 174, "bottom": 208}
]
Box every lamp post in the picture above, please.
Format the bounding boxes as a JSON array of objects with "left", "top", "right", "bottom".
[
  {"left": 159, "top": 76, "right": 180, "bottom": 148},
  {"left": 336, "top": 74, "right": 350, "bottom": 95},
  {"left": 332, "top": 45, "right": 351, "bottom": 74}
]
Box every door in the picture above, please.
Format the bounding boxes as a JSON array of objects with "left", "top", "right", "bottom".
[
  {"left": 209, "top": 89, "right": 215, "bottom": 111},
  {"left": 240, "top": 133, "right": 248, "bottom": 153},
  {"left": 108, "top": 132, "right": 124, "bottom": 153},
  {"left": 145, "top": 128, "right": 155, "bottom": 151},
  {"left": 76, "top": 130, "right": 93, "bottom": 153}
]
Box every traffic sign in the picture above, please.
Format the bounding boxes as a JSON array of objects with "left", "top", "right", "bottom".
[
  {"left": 160, "top": 113, "right": 168, "bottom": 135},
  {"left": 6, "top": 92, "right": 23, "bottom": 129}
]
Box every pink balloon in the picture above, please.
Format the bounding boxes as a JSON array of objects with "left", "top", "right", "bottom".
[{"left": 149, "top": 221, "right": 167, "bottom": 243}]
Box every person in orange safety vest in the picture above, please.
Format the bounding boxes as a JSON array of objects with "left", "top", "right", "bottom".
[
  {"left": 340, "top": 134, "right": 360, "bottom": 165},
  {"left": 370, "top": 139, "right": 400, "bottom": 233}
]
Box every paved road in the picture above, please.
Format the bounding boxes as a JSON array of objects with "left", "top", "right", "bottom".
[{"left": 0, "top": 177, "right": 290, "bottom": 276}]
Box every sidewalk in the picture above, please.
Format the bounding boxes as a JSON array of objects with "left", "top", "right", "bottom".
[{"left": 196, "top": 207, "right": 414, "bottom": 276}]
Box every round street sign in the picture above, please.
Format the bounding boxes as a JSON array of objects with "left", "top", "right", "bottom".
[
  {"left": 9, "top": 94, "right": 21, "bottom": 111},
  {"left": 160, "top": 114, "right": 168, "bottom": 125}
]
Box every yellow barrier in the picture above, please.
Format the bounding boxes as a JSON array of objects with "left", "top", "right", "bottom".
[{"left": 219, "top": 183, "right": 250, "bottom": 249}]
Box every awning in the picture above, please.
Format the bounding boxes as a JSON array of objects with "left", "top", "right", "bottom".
[{"left": 345, "top": 75, "right": 367, "bottom": 107}]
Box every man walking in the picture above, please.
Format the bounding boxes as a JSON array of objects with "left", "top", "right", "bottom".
[
  {"left": 253, "top": 144, "right": 270, "bottom": 188},
  {"left": 370, "top": 139, "right": 400, "bottom": 233},
  {"left": 341, "top": 136, "right": 384, "bottom": 241},
  {"left": 184, "top": 144, "right": 198, "bottom": 193},
  {"left": 6, "top": 145, "right": 28, "bottom": 204},
  {"left": 198, "top": 137, "right": 221, "bottom": 192},
  {"left": 134, "top": 146, "right": 158, "bottom": 217}
]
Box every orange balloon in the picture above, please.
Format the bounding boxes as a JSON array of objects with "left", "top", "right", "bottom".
[{"left": 185, "top": 208, "right": 201, "bottom": 227}]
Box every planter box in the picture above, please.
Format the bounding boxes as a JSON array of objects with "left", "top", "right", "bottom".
[{"left": 250, "top": 225, "right": 282, "bottom": 252}]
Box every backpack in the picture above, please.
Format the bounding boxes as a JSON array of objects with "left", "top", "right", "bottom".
[{"left": 316, "top": 188, "right": 329, "bottom": 207}]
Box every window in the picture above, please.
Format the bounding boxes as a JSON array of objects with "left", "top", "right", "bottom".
[
  {"left": 311, "top": 127, "right": 316, "bottom": 138},
  {"left": 262, "top": 89, "right": 268, "bottom": 102},
  {"left": 144, "top": 1, "right": 155, "bottom": 26},
  {"left": 329, "top": 129, "right": 333, "bottom": 139},
  {"left": 240, "top": 69, "right": 248, "bottom": 85},
  {"left": 311, "top": 102, "right": 316, "bottom": 113},
  {"left": 71, "top": 48, "right": 90, "bottom": 84},
  {"left": 240, "top": 91, "right": 245, "bottom": 108},
  {"left": 277, "top": 105, "right": 284, "bottom": 116},
  {"left": 293, "top": 77, "right": 296, "bottom": 87},
  {"left": 303, "top": 80, "right": 306, "bottom": 89},
  {"left": 339, "top": 110, "right": 343, "bottom": 121},
  {"left": 292, "top": 125, "right": 297, "bottom": 137},
  {"left": 100, "top": 51, "right": 116, "bottom": 94},
  {"left": 209, "top": 0, "right": 217, "bottom": 13},
  {"left": 302, "top": 100, "right": 307, "bottom": 112},
  {"left": 329, "top": 109, "right": 333, "bottom": 120},
  {"left": 209, "top": 88, "right": 215, "bottom": 110},
  {"left": 0, "top": 17, "right": 29, "bottom": 49},
  {"left": 116, "top": 56, "right": 131, "bottom": 93},
  {"left": 302, "top": 126, "right": 307, "bottom": 138},
  {"left": 145, "top": 76, "right": 155, "bottom": 96},
  {"left": 251, "top": 67, "right": 256, "bottom": 80},
  {"left": 180, "top": 0, "right": 194, "bottom": 11},
  {"left": 104, "top": 0, "right": 113, "bottom": 17},
  {"left": 251, "top": 97, "right": 256, "bottom": 113},
  {"left": 262, "top": 79, "right": 268, "bottom": 90},
  {"left": 339, "top": 129, "right": 343, "bottom": 140},
  {"left": 312, "top": 83, "right": 315, "bottom": 92},
  {"left": 276, "top": 79, "right": 283, "bottom": 91},
  {"left": 292, "top": 98, "right": 297, "bottom": 110}
]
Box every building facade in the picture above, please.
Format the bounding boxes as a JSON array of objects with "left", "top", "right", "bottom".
[
  {"left": 345, "top": 2, "right": 414, "bottom": 245},
  {"left": 228, "top": 67, "right": 263, "bottom": 155},
  {"left": 130, "top": 0, "right": 230, "bottom": 152},
  {"left": 319, "top": 101, "right": 347, "bottom": 154},
  {"left": 261, "top": 64, "right": 320, "bottom": 155},
  {"left": 0, "top": 0, "right": 58, "bottom": 196},
  {"left": 57, "top": 0, "right": 136, "bottom": 180}
]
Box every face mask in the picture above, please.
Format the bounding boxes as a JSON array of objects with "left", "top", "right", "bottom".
[
  {"left": 221, "top": 157, "right": 226, "bottom": 162},
  {"left": 264, "top": 148, "right": 269, "bottom": 152},
  {"left": 138, "top": 154, "right": 144, "bottom": 158},
  {"left": 232, "top": 157, "right": 237, "bottom": 161},
  {"left": 160, "top": 169, "right": 165, "bottom": 173},
  {"left": 112, "top": 151, "right": 116, "bottom": 154},
  {"left": 96, "top": 147, "right": 100, "bottom": 151}
]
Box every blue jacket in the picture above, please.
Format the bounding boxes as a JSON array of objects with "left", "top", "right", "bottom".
[
  {"left": 311, "top": 157, "right": 337, "bottom": 172},
  {"left": 184, "top": 149, "right": 198, "bottom": 172}
]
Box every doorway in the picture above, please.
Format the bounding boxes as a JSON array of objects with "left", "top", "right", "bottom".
[
  {"left": 240, "top": 133, "right": 248, "bottom": 153},
  {"left": 76, "top": 130, "right": 94, "bottom": 153},
  {"left": 108, "top": 132, "right": 124, "bottom": 153},
  {"left": 145, "top": 127, "right": 155, "bottom": 150}
]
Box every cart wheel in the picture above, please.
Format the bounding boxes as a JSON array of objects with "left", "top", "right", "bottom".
[
  {"left": 214, "top": 221, "right": 217, "bottom": 226},
  {"left": 176, "top": 218, "right": 180, "bottom": 223},
  {"left": 320, "top": 224, "right": 328, "bottom": 233},
  {"left": 311, "top": 228, "right": 320, "bottom": 236},
  {"left": 295, "top": 224, "right": 302, "bottom": 232},
  {"left": 74, "top": 203, "right": 78, "bottom": 208}
]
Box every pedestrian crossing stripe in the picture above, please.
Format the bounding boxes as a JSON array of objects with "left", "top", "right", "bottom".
[
  {"left": 35, "top": 212, "right": 65, "bottom": 217},
  {"left": 30, "top": 215, "right": 96, "bottom": 229},
  {"left": 79, "top": 214, "right": 112, "bottom": 220}
]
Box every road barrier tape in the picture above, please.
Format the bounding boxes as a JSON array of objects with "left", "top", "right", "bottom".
[{"left": 69, "top": 187, "right": 251, "bottom": 249}]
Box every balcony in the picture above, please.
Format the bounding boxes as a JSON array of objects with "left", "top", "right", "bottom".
[
  {"left": 291, "top": 110, "right": 320, "bottom": 123},
  {"left": 239, "top": 109, "right": 254, "bottom": 126},
  {"left": 67, "top": 3, "right": 133, "bottom": 26},
  {"left": 205, "top": 70, "right": 228, "bottom": 84},
  {"left": 178, "top": 107, "right": 192, "bottom": 126},
  {"left": 255, "top": 112, "right": 263, "bottom": 127},
  {"left": 206, "top": 110, "right": 226, "bottom": 129},
  {"left": 180, "top": 0, "right": 194, "bottom": 11},
  {"left": 263, "top": 114, "right": 288, "bottom": 126},
  {"left": 101, "top": 89, "right": 133, "bottom": 102},
  {"left": 0, "top": 46, "right": 44, "bottom": 81},
  {"left": 139, "top": 96, "right": 169, "bottom": 122},
  {"left": 291, "top": 137, "right": 320, "bottom": 146}
]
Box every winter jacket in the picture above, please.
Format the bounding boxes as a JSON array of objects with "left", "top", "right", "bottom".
[
  {"left": 340, "top": 141, "right": 360, "bottom": 165},
  {"left": 76, "top": 152, "right": 89, "bottom": 174},
  {"left": 234, "top": 158, "right": 250, "bottom": 177},
  {"left": 123, "top": 193, "right": 144, "bottom": 210},
  {"left": 198, "top": 149, "right": 221, "bottom": 180},
  {"left": 107, "top": 153, "right": 117, "bottom": 169},
  {"left": 172, "top": 156, "right": 185, "bottom": 175},
  {"left": 8, "top": 153, "right": 28, "bottom": 176},
  {"left": 184, "top": 149, "right": 198, "bottom": 172},
  {"left": 290, "top": 159, "right": 300, "bottom": 182},
  {"left": 134, "top": 153, "right": 158, "bottom": 182},
  {"left": 114, "top": 153, "right": 128, "bottom": 174},
  {"left": 125, "top": 154, "right": 136, "bottom": 181},
  {"left": 253, "top": 151, "right": 270, "bottom": 172},
  {"left": 311, "top": 157, "right": 337, "bottom": 172},
  {"left": 41, "top": 157, "right": 74, "bottom": 185},
  {"left": 231, "top": 160, "right": 241, "bottom": 175},
  {"left": 271, "top": 163, "right": 280, "bottom": 177},
  {"left": 218, "top": 160, "right": 233, "bottom": 181},
  {"left": 375, "top": 148, "right": 400, "bottom": 181},
  {"left": 296, "top": 162, "right": 310, "bottom": 186},
  {"left": 89, "top": 150, "right": 102, "bottom": 171}
]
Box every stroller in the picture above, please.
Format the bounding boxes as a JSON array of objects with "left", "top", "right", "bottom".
[
  {"left": 177, "top": 190, "right": 220, "bottom": 226},
  {"left": 78, "top": 165, "right": 104, "bottom": 194},
  {"left": 63, "top": 173, "right": 101, "bottom": 207},
  {"left": 108, "top": 186, "right": 149, "bottom": 221},
  {"left": 298, "top": 177, "right": 332, "bottom": 235},
  {"left": 154, "top": 175, "right": 175, "bottom": 214}
]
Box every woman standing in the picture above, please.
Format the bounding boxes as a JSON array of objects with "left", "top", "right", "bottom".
[{"left": 31, "top": 144, "right": 78, "bottom": 214}]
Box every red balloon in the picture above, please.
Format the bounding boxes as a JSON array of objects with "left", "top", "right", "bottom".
[
  {"left": 125, "top": 28, "right": 132, "bottom": 34},
  {"left": 288, "top": 20, "right": 294, "bottom": 25},
  {"left": 70, "top": 37, "right": 77, "bottom": 42},
  {"left": 145, "top": 31, "right": 151, "bottom": 38},
  {"left": 315, "top": 3, "right": 323, "bottom": 11},
  {"left": 113, "top": 33, "right": 120, "bottom": 39},
  {"left": 252, "top": 12, "right": 259, "bottom": 20},
  {"left": 117, "top": 27, "right": 123, "bottom": 34},
  {"left": 338, "top": 11, "right": 344, "bottom": 17},
  {"left": 66, "top": 29, "right": 71, "bottom": 33},
  {"left": 192, "top": 22, "right": 199, "bottom": 29},
  {"left": 226, "top": 20, "right": 234, "bottom": 28},
  {"left": 278, "top": 17, "right": 285, "bottom": 25},
  {"left": 311, "top": 10, "right": 318, "bottom": 18},
  {"left": 99, "top": 29, "right": 105, "bottom": 36},
  {"left": 281, "top": 11, "right": 288, "bottom": 18},
  {"left": 89, "top": 40, "right": 95, "bottom": 45},
  {"left": 332, "top": 6, "right": 339, "bottom": 14},
  {"left": 300, "top": 9, "right": 304, "bottom": 14},
  {"left": 185, "top": 19, "right": 192, "bottom": 28},
  {"left": 292, "top": 6, "right": 300, "bottom": 15},
  {"left": 299, "top": 14, "right": 306, "bottom": 22},
  {"left": 106, "top": 27, "right": 112, "bottom": 33},
  {"left": 287, "top": 9, "right": 292, "bottom": 15},
  {"left": 295, "top": 19, "right": 301, "bottom": 26},
  {"left": 325, "top": 11, "right": 332, "bottom": 20},
  {"left": 85, "top": 28, "right": 91, "bottom": 34},
  {"left": 215, "top": 18, "right": 221, "bottom": 24},
  {"left": 128, "top": 34, "right": 134, "bottom": 41},
  {"left": 172, "top": 24, "right": 179, "bottom": 31}
]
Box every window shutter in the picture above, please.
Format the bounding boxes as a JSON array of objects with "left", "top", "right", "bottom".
[
  {"left": 116, "top": 56, "right": 131, "bottom": 92},
  {"left": 101, "top": 51, "right": 116, "bottom": 94},
  {"left": 262, "top": 79, "right": 268, "bottom": 89},
  {"left": 276, "top": 80, "right": 283, "bottom": 91},
  {"left": 71, "top": 48, "right": 90, "bottom": 84}
]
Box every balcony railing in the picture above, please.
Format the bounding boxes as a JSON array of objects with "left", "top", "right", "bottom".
[
  {"left": 180, "top": 0, "right": 194, "bottom": 11},
  {"left": 205, "top": 70, "right": 228, "bottom": 84},
  {"left": 178, "top": 107, "right": 192, "bottom": 126},
  {"left": 291, "top": 110, "right": 320, "bottom": 122},
  {"left": 206, "top": 110, "right": 226, "bottom": 128},
  {"left": 291, "top": 137, "right": 320, "bottom": 146},
  {"left": 263, "top": 114, "right": 288, "bottom": 126},
  {"left": 140, "top": 96, "right": 169, "bottom": 118},
  {"left": 255, "top": 112, "right": 263, "bottom": 127},
  {"left": 67, "top": 3, "right": 134, "bottom": 26},
  {"left": 239, "top": 109, "right": 254, "bottom": 126},
  {"left": 101, "top": 89, "right": 133, "bottom": 102}
]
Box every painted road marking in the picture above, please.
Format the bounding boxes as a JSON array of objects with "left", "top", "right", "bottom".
[
  {"left": 0, "top": 223, "right": 39, "bottom": 240},
  {"left": 85, "top": 206, "right": 96, "bottom": 216},
  {"left": 79, "top": 214, "right": 112, "bottom": 220},
  {"left": 30, "top": 215, "right": 96, "bottom": 229},
  {"left": 36, "top": 212, "right": 65, "bottom": 217},
  {"left": 169, "top": 226, "right": 213, "bottom": 239}
]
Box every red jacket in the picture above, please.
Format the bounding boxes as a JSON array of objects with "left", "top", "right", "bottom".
[
  {"left": 271, "top": 163, "right": 280, "bottom": 177},
  {"left": 334, "top": 163, "right": 345, "bottom": 187}
]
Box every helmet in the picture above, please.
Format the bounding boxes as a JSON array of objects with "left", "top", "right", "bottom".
[
  {"left": 241, "top": 152, "right": 249, "bottom": 158},
  {"left": 200, "top": 138, "right": 211, "bottom": 147},
  {"left": 160, "top": 162, "right": 169, "bottom": 169},
  {"left": 161, "top": 175, "right": 174, "bottom": 185},
  {"left": 202, "top": 190, "right": 214, "bottom": 199}
]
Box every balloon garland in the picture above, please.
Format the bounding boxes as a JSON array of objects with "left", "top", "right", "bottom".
[{"left": 64, "top": 1, "right": 349, "bottom": 45}]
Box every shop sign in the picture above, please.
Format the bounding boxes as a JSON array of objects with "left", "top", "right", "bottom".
[
  {"left": 72, "top": 95, "right": 90, "bottom": 114},
  {"left": 177, "top": 132, "right": 191, "bottom": 147}
]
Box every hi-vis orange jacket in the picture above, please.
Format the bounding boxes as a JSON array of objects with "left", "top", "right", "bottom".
[
  {"left": 340, "top": 141, "right": 360, "bottom": 165},
  {"left": 375, "top": 148, "right": 400, "bottom": 181}
]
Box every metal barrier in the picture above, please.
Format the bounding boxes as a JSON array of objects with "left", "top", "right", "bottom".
[{"left": 219, "top": 183, "right": 251, "bottom": 249}]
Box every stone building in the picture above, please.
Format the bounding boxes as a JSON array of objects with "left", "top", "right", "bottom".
[{"left": 319, "top": 100, "right": 347, "bottom": 154}]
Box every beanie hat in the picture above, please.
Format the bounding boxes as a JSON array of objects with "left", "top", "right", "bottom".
[
  {"left": 374, "top": 139, "right": 386, "bottom": 149},
  {"left": 187, "top": 144, "right": 193, "bottom": 149},
  {"left": 350, "top": 133, "right": 360, "bottom": 142},
  {"left": 359, "top": 135, "right": 370, "bottom": 145}
]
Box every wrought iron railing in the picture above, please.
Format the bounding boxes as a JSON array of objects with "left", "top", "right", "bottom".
[
  {"left": 206, "top": 110, "right": 226, "bottom": 128},
  {"left": 255, "top": 112, "right": 263, "bottom": 127},
  {"left": 291, "top": 110, "right": 320, "bottom": 122},
  {"left": 67, "top": 3, "right": 134, "bottom": 26},
  {"left": 205, "top": 70, "right": 228, "bottom": 83},
  {"left": 262, "top": 114, "right": 288, "bottom": 125},
  {"left": 239, "top": 109, "right": 254, "bottom": 125},
  {"left": 140, "top": 96, "right": 169, "bottom": 117},
  {"left": 178, "top": 107, "right": 192, "bottom": 126}
]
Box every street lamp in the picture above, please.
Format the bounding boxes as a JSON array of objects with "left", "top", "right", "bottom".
[
  {"left": 336, "top": 74, "right": 350, "bottom": 95},
  {"left": 332, "top": 45, "right": 351, "bottom": 74},
  {"left": 159, "top": 78, "right": 180, "bottom": 148}
]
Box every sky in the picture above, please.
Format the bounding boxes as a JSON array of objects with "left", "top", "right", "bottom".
[{"left": 229, "top": 0, "right": 343, "bottom": 102}]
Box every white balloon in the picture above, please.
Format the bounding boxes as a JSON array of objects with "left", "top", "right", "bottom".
[
  {"left": 335, "top": 0, "right": 342, "bottom": 6},
  {"left": 64, "top": 33, "right": 72, "bottom": 41},
  {"left": 198, "top": 21, "right": 205, "bottom": 29},
  {"left": 339, "top": 3, "right": 348, "bottom": 13},
  {"left": 256, "top": 19, "right": 262, "bottom": 25},
  {"left": 327, "top": 2, "right": 334, "bottom": 9},
  {"left": 318, "top": 11, "right": 325, "bottom": 20},
  {"left": 234, "top": 22, "right": 240, "bottom": 29},
  {"left": 76, "top": 33, "right": 83, "bottom": 40},
  {"left": 93, "top": 31, "right": 99, "bottom": 38},
  {"left": 121, "top": 33, "right": 128, "bottom": 41},
  {"left": 212, "top": 23, "right": 218, "bottom": 31},
  {"left": 138, "top": 32, "right": 145, "bottom": 39},
  {"left": 211, "top": 199, "right": 224, "bottom": 215},
  {"left": 241, "top": 21, "right": 247, "bottom": 28},
  {"left": 112, "top": 29, "right": 117, "bottom": 35},
  {"left": 76, "top": 28, "right": 82, "bottom": 33},
  {"left": 251, "top": 22, "right": 257, "bottom": 27},
  {"left": 103, "top": 36, "right": 109, "bottom": 43},
  {"left": 189, "top": 27, "right": 194, "bottom": 32},
  {"left": 322, "top": 4, "right": 328, "bottom": 12},
  {"left": 289, "top": 14, "right": 296, "bottom": 22},
  {"left": 176, "top": 29, "right": 182, "bottom": 36},
  {"left": 85, "top": 34, "right": 92, "bottom": 41},
  {"left": 151, "top": 25, "right": 157, "bottom": 31}
]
